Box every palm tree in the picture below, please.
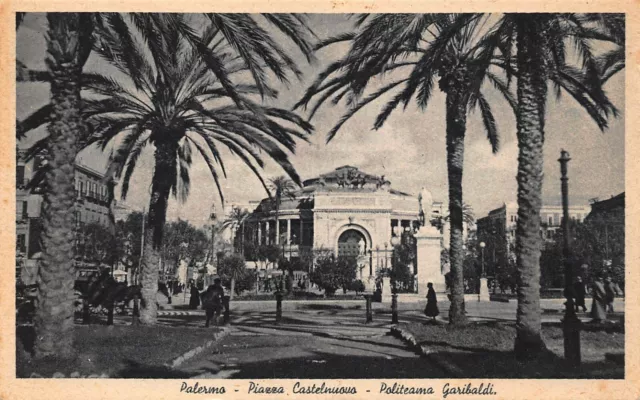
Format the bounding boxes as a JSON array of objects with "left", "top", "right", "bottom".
[
  {"left": 85, "top": 15, "right": 314, "bottom": 324},
  {"left": 267, "top": 176, "right": 298, "bottom": 247},
  {"left": 480, "top": 13, "right": 624, "bottom": 357},
  {"left": 219, "top": 254, "right": 246, "bottom": 299},
  {"left": 24, "top": 13, "right": 95, "bottom": 359},
  {"left": 222, "top": 206, "right": 250, "bottom": 254},
  {"left": 19, "top": 13, "right": 315, "bottom": 326},
  {"left": 296, "top": 14, "right": 516, "bottom": 325}
]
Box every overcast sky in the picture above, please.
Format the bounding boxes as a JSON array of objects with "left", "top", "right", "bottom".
[{"left": 16, "top": 14, "right": 625, "bottom": 226}]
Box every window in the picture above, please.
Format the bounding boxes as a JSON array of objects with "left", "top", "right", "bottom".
[
  {"left": 22, "top": 201, "right": 28, "bottom": 219},
  {"left": 548, "top": 216, "right": 553, "bottom": 225}
]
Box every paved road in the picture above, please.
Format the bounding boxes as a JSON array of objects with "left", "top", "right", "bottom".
[
  {"left": 179, "top": 307, "right": 446, "bottom": 379},
  {"left": 168, "top": 297, "right": 624, "bottom": 379}
]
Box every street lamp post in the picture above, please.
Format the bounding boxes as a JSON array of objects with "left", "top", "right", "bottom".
[
  {"left": 480, "top": 242, "right": 486, "bottom": 277},
  {"left": 390, "top": 235, "right": 401, "bottom": 324},
  {"left": 559, "top": 149, "right": 581, "bottom": 366},
  {"left": 478, "top": 242, "right": 489, "bottom": 302}
]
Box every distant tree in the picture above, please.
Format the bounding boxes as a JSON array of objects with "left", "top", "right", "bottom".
[
  {"left": 541, "top": 219, "right": 624, "bottom": 290},
  {"left": 391, "top": 231, "right": 417, "bottom": 292},
  {"left": 217, "top": 254, "right": 247, "bottom": 299},
  {"left": 234, "top": 269, "right": 257, "bottom": 296},
  {"left": 161, "top": 220, "right": 209, "bottom": 281},
  {"left": 350, "top": 279, "right": 366, "bottom": 295},
  {"left": 115, "top": 212, "right": 144, "bottom": 278},
  {"left": 257, "top": 244, "right": 282, "bottom": 269},
  {"left": 77, "top": 222, "right": 117, "bottom": 267},
  {"left": 462, "top": 234, "right": 480, "bottom": 293},
  {"left": 222, "top": 206, "right": 250, "bottom": 254},
  {"left": 267, "top": 176, "right": 298, "bottom": 246},
  {"left": 310, "top": 256, "right": 357, "bottom": 296}
]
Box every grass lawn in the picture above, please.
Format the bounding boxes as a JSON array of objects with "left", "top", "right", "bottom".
[
  {"left": 400, "top": 321, "right": 624, "bottom": 379},
  {"left": 17, "top": 324, "right": 222, "bottom": 378}
]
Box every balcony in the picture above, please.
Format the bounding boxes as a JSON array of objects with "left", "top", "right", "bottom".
[{"left": 82, "top": 190, "right": 109, "bottom": 205}]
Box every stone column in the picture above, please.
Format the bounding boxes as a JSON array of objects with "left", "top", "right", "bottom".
[
  {"left": 257, "top": 221, "right": 262, "bottom": 245},
  {"left": 415, "top": 224, "right": 444, "bottom": 296},
  {"left": 265, "top": 220, "right": 270, "bottom": 245},
  {"left": 299, "top": 219, "right": 304, "bottom": 245},
  {"left": 287, "top": 219, "right": 291, "bottom": 244},
  {"left": 275, "top": 217, "right": 280, "bottom": 245}
]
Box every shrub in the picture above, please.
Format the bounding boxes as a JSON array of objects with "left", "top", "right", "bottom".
[
  {"left": 234, "top": 269, "right": 257, "bottom": 295},
  {"left": 350, "top": 279, "right": 365, "bottom": 295},
  {"left": 217, "top": 254, "right": 247, "bottom": 295},
  {"left": 309, "top": 256, "right": 357, "bottom": 296}
]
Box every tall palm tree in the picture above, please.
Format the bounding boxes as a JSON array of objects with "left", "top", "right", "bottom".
[
  {"left": 296, "top": 14, "right": 516, "bottom": 325},
  {"left": 85, "top": 15, "right": 314, "bottom": 324},
  {"left": 23, "top": 13, "right": 94, "bottom": 359},
  {"left": 267, "top": 176, "right": 298, "bottom": 247},
  {"left": 19, "top": 13, "right": 315, "bottom": 326},
  {"left": 480, "top": 13, "right": 624, "bottom": 357},
  {"left": 222, "top": 206, "right": 250, "bottom": 254}
]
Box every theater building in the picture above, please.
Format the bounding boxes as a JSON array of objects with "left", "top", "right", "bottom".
[{"left": 244, "top": 166, "right": 445, "bottom": 293}]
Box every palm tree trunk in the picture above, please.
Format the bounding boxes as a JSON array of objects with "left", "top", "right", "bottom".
[
  {"left": 513, "top": 17, "right": 548, "bottom": 357},
  {"left": 34, "top": 13, "right": 87, "bottom": 359},
  {"left": 230, "top": 278, "right": 236, "bottom": 300},
  {"left": 445, "top": 90, "right": 469, "bottom": 326},
  {"left": 140, "top": 138, "right": 178, "bottom": 324}
]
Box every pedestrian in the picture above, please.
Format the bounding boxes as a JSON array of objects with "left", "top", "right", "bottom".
[
  {"left": 604, "top": 276, "right": 616, "bottom": 313},
  {"left": 590, "top": 274, "right": 607, "bottom": 323},
  {"left": 573, "top": 276, "right": 587, "bottom": 312},
  {"left": 188, "top": 280, "right": 200, "bottom": 310},
  {"left": 424, "top": 282, "right": 439, "bottom": 322},
  {"left": 202, "top": 278, "right": 225, "bottom": 327}
]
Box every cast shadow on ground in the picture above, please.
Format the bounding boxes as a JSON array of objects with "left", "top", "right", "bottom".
[
  {"left": 180, "top": 349, "right": 449, "bottom": 379},
  {"left": 425, "top": 349, "right": 624, "bottom": 379}
]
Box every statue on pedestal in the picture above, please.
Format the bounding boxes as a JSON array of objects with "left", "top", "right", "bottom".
[
  {"left": 418, "top": 187, "right": 432, "bottom": 227},
  {"left": 358, "top": 238, "right": 365, "bottom": 255}
]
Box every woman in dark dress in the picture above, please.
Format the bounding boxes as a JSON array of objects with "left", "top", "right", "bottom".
[
  {"left": 424, "top": 282, "right": 439, "bottom": 322},
  {"left": 189, "top": 281, "right": 200, "bottom": 310}
]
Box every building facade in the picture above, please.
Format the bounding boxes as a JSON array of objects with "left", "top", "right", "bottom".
[
  {"left": 475, "top": 201, "right": 591, "bottom": 277},
  {"left": 16, "top": 148, "right": 112, "bottom": 283},
  {"left": 243, "top": 166, "right": 444, "bottom": 283}
]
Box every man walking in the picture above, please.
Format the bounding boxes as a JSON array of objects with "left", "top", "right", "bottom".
[
  {"left": 202, "top": 278, "right": 225, "bottom": 328},
  {"left": 573, "top": 276, "right": 587, "bottom": 313}
]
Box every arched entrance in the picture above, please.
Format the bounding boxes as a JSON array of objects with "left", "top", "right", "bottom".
[{"left": 337, "top": 229, "right": 366, "bottom": 258}]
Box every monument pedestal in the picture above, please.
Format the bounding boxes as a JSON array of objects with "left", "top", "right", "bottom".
[
  {"left": 478, "top": 277, "right": 490, "bottom": 302},
  {"left": 415, "top": 224, "right": 444, "bottom": 296},
  {"left": 382, "top": 276, "right": 392, "bottom": 302}
]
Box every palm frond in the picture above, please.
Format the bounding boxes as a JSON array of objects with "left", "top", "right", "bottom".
[
  {"left": 475, "top": 93, "right": 500, "bottom": 153},
  {"left": 17, "top": 105, "right": 51, "bottom": 138},
  {"left": 184, "top": 135, "right": 225, "bottom": 204},
  {"left": 326, "top": 78, "right": 408, "bottom": 143}
]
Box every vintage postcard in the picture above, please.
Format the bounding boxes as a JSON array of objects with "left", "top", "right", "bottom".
[{"left": 1, "top": 1, "right": 638, "bottom": 399}]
